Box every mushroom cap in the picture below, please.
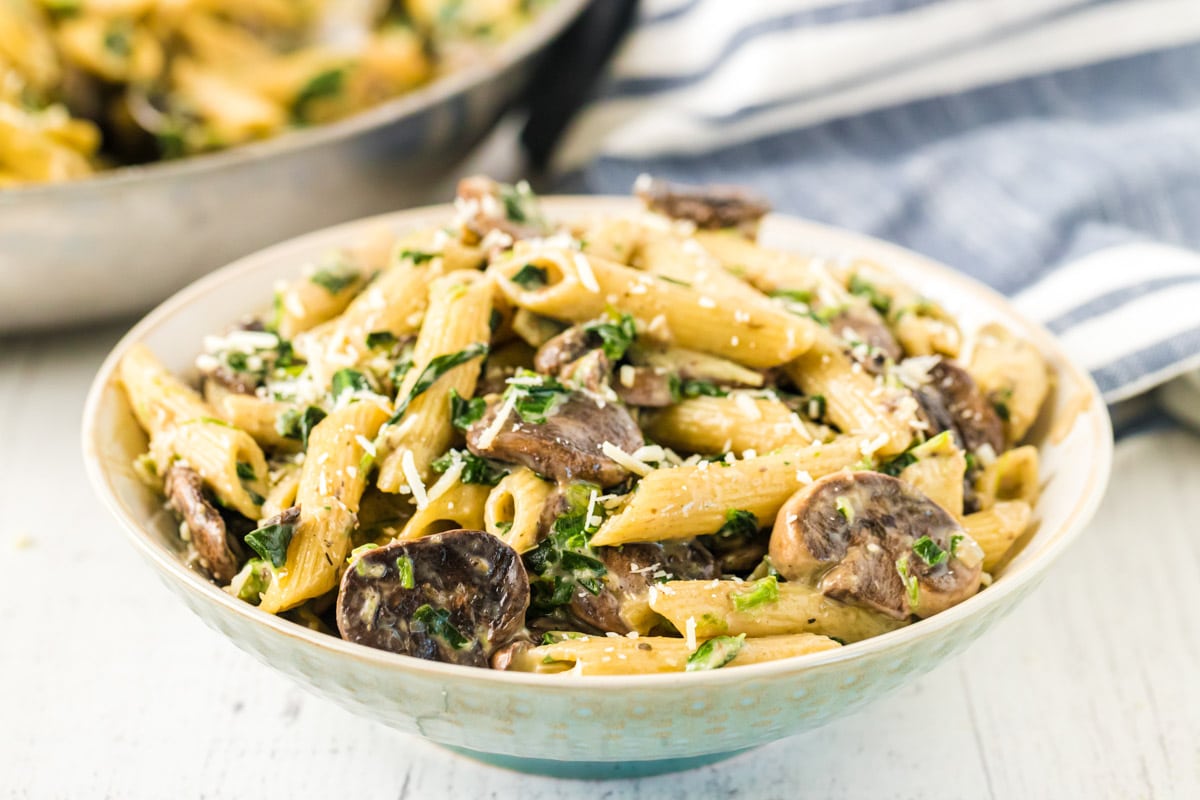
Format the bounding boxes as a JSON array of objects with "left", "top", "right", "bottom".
[
  {"left": 924, "top": 359, "right": 1005, "bottom": 455},
  {"left": 829, "top": 306, "right": 903, "bottom": 371},
  {"left": 770, "top": 472, "right": 981, "bottom": 619},
  {"left": 335, "top": 530, "right": 529, "bottom": 667},
  {"left": 466, "top": 391, "right": 644, "bottom": 488},
  {"left": 635, "top": 176, "right": 770, "bottom": 233},
  {"left": 163, "top": 462, "right": 243, "bottom": 584},
  {"left": 568, "top": 541, "right": 717, "bottom": 634}
]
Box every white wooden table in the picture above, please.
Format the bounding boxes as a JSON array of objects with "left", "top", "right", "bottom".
[{"left": 2, "top": 319, "right": 1198, "bottom": 799}]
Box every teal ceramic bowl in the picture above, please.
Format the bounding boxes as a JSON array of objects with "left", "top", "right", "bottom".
[{"left": 82, "top": 198, "right": 1112, "bottom": 779}]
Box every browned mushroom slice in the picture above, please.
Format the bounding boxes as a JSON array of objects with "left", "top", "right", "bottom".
[
  {"left": 635, "top": 176, "right": 770, "bottom": 235},
  {"left": 770, "top": 472, "right": 982, "bottom": 619},
  {"left": 924, "top": 360, "right": 1005, "bottom": 455},
  {"left": 336, "top": 530, "right": 529, "bottom": 667},
  {"left": 534, "top": 325, "right": 597, "bottom": 375},
  {"left": 456, "top": 175, "right": 551, "bottom": 243},
  {"left": 614, "top": 366, "right": 675, "bottom": 408},
  {"left": 828, "top": 306, "right": 903, "bottom": 373},
  {"left": 559, "top": 350, "right": 612, "bottom": 395},
  {"left": 569, "top": 542, "right": 717, "bottom": 634},
  {"left": 465, "top": 391, "right": 644, "bottom": 488},
  {"left": 163, "top": 462, "right": 244, "bottom": 584}
]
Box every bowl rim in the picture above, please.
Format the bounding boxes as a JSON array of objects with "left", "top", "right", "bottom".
[
  {"left": 81, "top": 196, "right": 1114, "bottom": 689},
  {"left": 0, "top": 0, "right": 586, "bottom": 203}
]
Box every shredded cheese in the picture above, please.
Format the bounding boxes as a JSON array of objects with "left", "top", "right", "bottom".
[
  {"left": 733, "top": 392, "right": 762, "bottom": 420},
  {"left": 476, "top": 391, "right": 517, "bottom": 450},
  {"left": 401, "top": 450, "right": 428, "bottom": 509},
  {"left": 573, "top": 252, "right": 600, "bottom": 293},
  {"left": 685, "top": 616, "right": 698, "bottom": 651},
  {"left": 601, "top": 441, "right": 655, "bottom": 477}
]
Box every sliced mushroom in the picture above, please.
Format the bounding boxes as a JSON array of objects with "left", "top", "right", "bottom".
[
  {"left": 569, "top": 542, "right": 717, "bottom": 634},
  {"left": 614, "top": 366, "right": 675, "bottom": 408},
  {"left": 163, "top": 462, "right": 244, "bottom": 584},
  {"left": 534, "top": 325, "right": 598, "bottom": 375},
  {"left": 559, "top": 350, "right": 612, "bottom": 395},
  {"left": 336, "top": 530, "right": 529, "bottom": 667},
  {"left": 456, "top": 175, "right": 551, "bottom": 243},
  {"left": 635, "top": 176, "right": 770, "bottom": 235},
  {"left": 925, "top": 360, "right": 1005, "bottom": 455},
  {"left": 829, "top": 305, "right": 903, "bottom": 373},
  {"left": 770, "top": 472, "right": 981, "bottom": 619},
  {"left": 466, "top": 391, "right": 644, "bottom": 488}
]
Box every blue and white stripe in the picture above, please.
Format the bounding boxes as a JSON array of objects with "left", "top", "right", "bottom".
[{"left": 553, "top": 0, "right": 1200, "bottom": 409}]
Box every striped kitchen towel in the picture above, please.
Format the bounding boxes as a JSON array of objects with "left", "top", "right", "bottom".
[{"left": 548, "top": 0, "right": 1200, "bottom": 418}]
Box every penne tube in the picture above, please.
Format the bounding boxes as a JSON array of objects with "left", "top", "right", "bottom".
[
  {"left": 484, "top": 468, "right": 554, "bottom": 552},
  {"left": 505, "top": 632, "right": 841, "bottom": 676},
  {"left": 784, "top": 326, "right": 918, "bottom": 456},
  {"left": 205, "top": 379, "right": 298, "bottom": 451},
  {"left": 643, "top": 394, "right": 831, "bottom": 456},
  {"left": 490, "top": 246, "right": 815, "bottom": 369},
  {"left": 693, "top": 230, "right": 822, "bottom": 295},
  {"left": 293, "top": 258, "right": 444, "bottom": 388},
  {"left": 649, "top": 580, "right": 905, "bottom": 643},
  {"left": 261, "top": 461, "right": 302, "bottom": 520},
  {"left": 376, "top": 271, "right": 492, "bottom": 493},
  {"left": 259, "top": 401, "right": 389, "bottom": 613},
  {"left": 627, "top": 343, "right": 764, "bottom": 388},
  {"left": 898, "top": 431, "right": 967, "bottom": 519},
  {"left": 975, "top": 444, "right": 1041, "bottom": 509},
  {"left": 637, "top": 229, "right": 780, "bottom": 311},
  {"left": 397, "top": 478, "right": 490, "bottom": 541},
  {"left": 589, "top": 437, "right": 865, "bottom": 547},
  {"left": 964, "top": 500, "right": 1033, "bottom": 572},
  {"left": 967, "top": 323, "right": 1050, "bottom": 444}
]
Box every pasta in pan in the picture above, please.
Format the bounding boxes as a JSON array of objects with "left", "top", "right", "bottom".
[
  {"left": 0, "top": 0, "right": 548, "bottom": 186},
  {"left": 119, "top": 175, "right": 1051, "bottom": 674}
]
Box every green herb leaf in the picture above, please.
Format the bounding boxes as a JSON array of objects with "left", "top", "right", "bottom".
[
  {"left": 277, "top": 406, "right": 327, "bottom": 449},
  {"left": 103, "top": 22, "right": 132, "bottom": 57},
  {"left": 396, "top": 555, "right": 415, "bottom": 589},
  {"left": 387, "top": 343, "right": 489, "bottom": 425},
  {"left": 949, "top": 534, "right": 965, "bottom": 558},
  {"left": 497, "top": 180, "right": 545, "bottom": 226},
  {"left": 331, "top": 368, "right": 370, "bottom": 402},
  {"left": 511, "top": 263, "right": 549, "bottom": 289},
  {"left": 524, "top": 481, "right": 606, "bottom": 614},
  {"left": 245, "top": 521, "right": 296, "bottom": 568},
  {"left": 236, "top": 559, "right": 273, "bottom": 604},
  {"left": 503, "top": 370, "right": 570, "bottom": 424},
  {"left": 431, "top": 449, "right": 508, "bottom": 486},
  {"left": 291, "top": 68, "right": 345, "bottom": 123},
  {"left": 680, "top": 379, "right": 727, "bottom": 399},
  {"left": 399, "top": 249, "right": 437, "bottom": 265},
  {"left": 912, "top": 535, "right": 949, "bottom": 567},
  {"left": 770, "top": 288, "right": 813, "bottom": 304},
  {"left": 235, "top": 461, "right": 256, "bottom": 481},
  {"left": 366, "top": 330, "right": 398, "bottom": 350},
  {"left": 584, "top": 313, "right": 638, "bottom": 361},
  {"left": 658, "top": 275, "right": 692, "bottom": 288},
  {"left": 835, "top": 496, "right": 855, "bottom": 523},
  {"left": 848, "top": 275, "right": 891, "bottom": 315},
  {"left": 685, "top": 634, "right": 746, "bottom": 671},
  {"left": 895, "top": 556, "right": 920, "bottom": 610},
  {"left": 449, "top": 389, "right": 487, "bottom": 431},
  {"left": 310, "top": 265, "right": 360, "bottom": 295},
  {"left": 715, "top": 508, "right": 758, "bottom": 539},
  {"left": 412, "top": 604, "right": 470, "bottom": 649},
  {"left": 731, "top": 576, "right": 779, "bottom": 612},
  {"left": 879, "top": 450, "right": 918, "bottom": 477}
]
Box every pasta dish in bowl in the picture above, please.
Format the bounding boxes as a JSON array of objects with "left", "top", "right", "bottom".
[{"left": 83, "top": 177, "right": 1112, "bottom": 776}]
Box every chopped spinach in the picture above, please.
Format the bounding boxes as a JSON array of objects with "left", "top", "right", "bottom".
[
  {"left": 431, "top": 449, "right": 508, "bottom": 486},
  {"left": 310, "top": 265, "right": 360, "bottom": 294},
  {"left": 331, "top": 368, "right": 371, "bottom": 402},
  {"left": 715, "top": 508, "right": 758, "bottom": 539},
  {"left": 510, "top": 263, "right": 549, "bottom": 289},
  {"left": 366, "top": 330, "right": 398, "bottom": 350},
  {"left": 731, "top": 576, "right": 779, "bottom": 612},
  {"left": 387, "top": 343, "right": 489, "bottom": 425},
  {"left": 449, "top": 389, "right": 487, "bottom": 431},
  {"left": 912, "top": 535, "right": 949, "bottom": 567},
  {"left": 245, "top": 520, "right": 296, "bottom": 568},
  {"left": 848, "top": 274, "right": 891, "bottom": 315},
  {"left": 411, "top": 604, "right": 470, "bottom": 649},
  {"left": 685, "top": 634, "right": 746, "bottom": 671},
  {"left": 395, "top": 555, "right": 415, "bottom": 589},
  {"left": 277, "top": 405, "right": 327, "bottom": 449},
  {"left": 291, "top": 68, "right": 345, "bottom": 123},
  {"left": 584, "top": 312, "right": 637, "bottom": 361},
  {"left": 524, "top": 482, "right": 607, "bottom": 614}
]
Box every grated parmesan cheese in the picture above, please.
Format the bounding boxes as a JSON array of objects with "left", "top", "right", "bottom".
[
  {"left": 733, "top": 392, "right": 762, "bottom": 420},
  {"left": 355, "top": 435, "right": 376, "bottom": 457},
  {"left": 476, "top": 391, "right": 517, "bottom": 450},
  {"left": 573, "top": 252, "right": 600, "bottom": 293},
  {"left": 601, "top": 441, "right": 655, "bottom": 477},
  {"left": 685, "top": 616, "right": 698, "bottom": 651},
  {"left": 401, "top": 450, "right": 428, "bottom": 509}
]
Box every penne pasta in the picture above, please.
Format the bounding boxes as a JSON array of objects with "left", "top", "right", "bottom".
[
  {"left": 589, "top": 438, "right": 866, "bottom": 547},
  {"left": 484, "top": 468, "right": 554, "bottom": 553},
  {"left": 491, "top": 245, "right": 816, "bottom": 369},
  {"left": 968, "top": 323, "right": 1050, "bottom": 444},
  {"left": 258, "top": 401, "right": 389, "bottom": 613},
  {"left": 505, "top": 632, "right": 841, "bottom": 675},
  {"left": 643, "top": 393, "right": 831, "bottom": 456},
  {"left": 649, "top": 580, "right": 906, "bottom": 643},
  {"left": 964, "top": 501, "right": 1033, "bottom": 572}
]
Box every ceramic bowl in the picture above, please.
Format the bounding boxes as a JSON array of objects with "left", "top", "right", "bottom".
[
  {"left": 0, "top": 0, "right": 586, "bottom": 333},
  {"left": 82, "top": 198, "right": 1113, "bottom": 779}
]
